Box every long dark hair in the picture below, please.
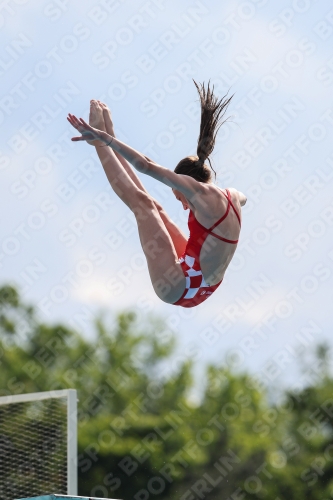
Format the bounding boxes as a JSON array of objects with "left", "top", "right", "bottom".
[{"left": 175, "top": 80, "right": 233, "bottom": 183}]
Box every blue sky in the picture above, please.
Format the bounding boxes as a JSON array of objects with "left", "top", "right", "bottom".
[{"left": 1, "top": 0, "right": 333, "bottom": 394}]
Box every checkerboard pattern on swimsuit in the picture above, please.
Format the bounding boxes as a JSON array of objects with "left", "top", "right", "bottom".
[{"left": 179, "top": 254, "right": 212, "bottom": 299}]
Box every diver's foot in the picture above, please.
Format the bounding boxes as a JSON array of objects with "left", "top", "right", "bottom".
[
  {"left": 88, "top": 100, "right": 106, "bottom": 146},
  {"left": 98, "top": 100, "right": 115, "bottom": 137}
]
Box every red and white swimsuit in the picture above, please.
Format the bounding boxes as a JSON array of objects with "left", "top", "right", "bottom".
[{"left": 173, "top": 189, "right": 241, "bottom": 308}]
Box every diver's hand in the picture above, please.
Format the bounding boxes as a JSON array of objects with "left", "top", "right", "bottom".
[{"left": 67, "top": 114, "right": 110, "bottom": 145}]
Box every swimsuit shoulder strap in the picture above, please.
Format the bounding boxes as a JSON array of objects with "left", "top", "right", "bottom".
[
  {"left": 207, "top": 188, "right": 241, "bottom": 244},
  {"left": 225, "top": 188, "right": 241, "bottom": 226},
  {"left": 190, "top": 188, "right": 241, "bottom": 245},
  {"left": 208, "top": 188, "right": 241, "bottom": 232}
]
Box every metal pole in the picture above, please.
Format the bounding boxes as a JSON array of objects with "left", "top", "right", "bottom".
[{"left": 67, "top": 389, "right": 78, "bottom": 496}]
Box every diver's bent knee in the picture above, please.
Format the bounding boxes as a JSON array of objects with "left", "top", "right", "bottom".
[{"left": 131, "top": 191, "right": 157, "bottom": 214}]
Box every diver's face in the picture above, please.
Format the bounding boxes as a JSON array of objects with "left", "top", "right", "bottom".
[{"left": 172, "top": 189, "right": 189, "bottom": 210}]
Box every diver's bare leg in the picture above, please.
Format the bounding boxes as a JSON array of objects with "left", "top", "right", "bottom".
[{"left": 97, "top": 100, "right": 187, "bottom": 258}]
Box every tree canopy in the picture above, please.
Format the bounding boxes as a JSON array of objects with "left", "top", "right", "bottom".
[{"left": 1, "top": 284, "right": 333, "bottom": 500}]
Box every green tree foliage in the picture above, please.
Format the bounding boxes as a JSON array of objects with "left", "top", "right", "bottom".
[{"left": 1, "top": 284, "right": 333, "bottom": 500}]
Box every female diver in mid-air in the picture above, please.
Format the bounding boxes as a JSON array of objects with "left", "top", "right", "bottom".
[{"left": 67, "top": 81, "right": 246, "bottom": 308}]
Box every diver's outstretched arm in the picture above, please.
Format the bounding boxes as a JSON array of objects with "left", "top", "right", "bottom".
[{"left": 67, "top": 114, "right": 204, "bottom": 203}]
